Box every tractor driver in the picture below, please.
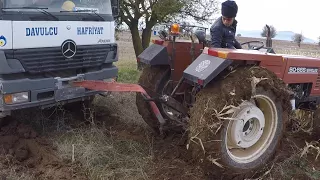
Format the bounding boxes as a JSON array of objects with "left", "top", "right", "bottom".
[{"left": 210, "top": 0, "right": 242, "bottom": 49}]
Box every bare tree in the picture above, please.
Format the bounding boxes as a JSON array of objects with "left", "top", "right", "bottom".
[
  {"left": 261, "top": 25, "right": 277, "bottom": 38},
  {"left": 118, "top": 0, "right": 219, "bottom": 69},
  {"left": 292, "top": 33, "right": 304, "bottom": 47}
]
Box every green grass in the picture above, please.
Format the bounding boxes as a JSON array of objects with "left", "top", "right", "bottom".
[
  {"left": 115, "top": 59, "right": 141, "bottom": 83},
  {"left": 117, "top": 68, "right": 141, "bottom": 83}
]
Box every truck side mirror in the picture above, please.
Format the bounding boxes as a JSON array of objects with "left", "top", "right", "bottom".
[{"left": 111, "top": 0, "right": 119, "bottom": 17}]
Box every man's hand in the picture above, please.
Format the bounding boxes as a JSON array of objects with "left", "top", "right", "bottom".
[{"left": 234, "top": 40, "right": 242, "bottom": 49}]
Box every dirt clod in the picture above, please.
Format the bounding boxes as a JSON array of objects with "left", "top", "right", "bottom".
[{"left": 0, "top": 120, "right": 87, "bottom": 180}]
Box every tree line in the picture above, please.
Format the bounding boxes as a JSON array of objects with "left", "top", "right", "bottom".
[{"left": 237, "top": 25, "right": 306, "bottom": 48}]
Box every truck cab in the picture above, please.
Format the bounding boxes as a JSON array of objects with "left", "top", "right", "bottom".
[{"left": 0, "top": 0, "right": 119, "bottom": 117}]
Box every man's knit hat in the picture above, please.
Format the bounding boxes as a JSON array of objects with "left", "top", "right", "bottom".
[{"left": 221, "top": 0, "right": 238, "bottom": 18}]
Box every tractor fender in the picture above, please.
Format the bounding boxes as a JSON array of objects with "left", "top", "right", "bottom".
[
  {"left": 183, "top": 53, "right": 233, "bottom": 87},
  {"left": 137, "top": 44, "right": 170, "bottom": 66}
]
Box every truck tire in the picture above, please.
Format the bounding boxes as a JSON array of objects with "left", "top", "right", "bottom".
[
  {"left": 136, "top": 65, "right": 184, "bottom": 134},
  {"left": 64, "top": 97, "right": 94, "bottom": 110},
  {"left": 187, "top": 66, "right": 291, "bottom": 178},
  {"left": 63, "top": 96, "right": 95, "bottom": 120}
]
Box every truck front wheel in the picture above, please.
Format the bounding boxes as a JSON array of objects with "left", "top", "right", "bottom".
[{"left": 63, "top": 96, "right": 95, "bottom": 120}]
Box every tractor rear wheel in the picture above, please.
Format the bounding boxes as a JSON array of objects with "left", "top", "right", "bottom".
[
  {"left": 187, "top": 66, "right": 292, "bottom": 178},
  {"left": 136, "top": 65, "right": 185, "bottom": 134},
  {"left": 312, "top": 107, "right": 320, "bottom": 138}
]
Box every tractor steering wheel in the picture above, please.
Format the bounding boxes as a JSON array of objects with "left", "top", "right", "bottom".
[{"left": 240, "top": 40, "right": 265, "bottom": 50}]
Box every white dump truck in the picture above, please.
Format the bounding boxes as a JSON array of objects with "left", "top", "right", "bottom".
[{"left": 0, "top": 0, "right": 119, "bottom": 118}]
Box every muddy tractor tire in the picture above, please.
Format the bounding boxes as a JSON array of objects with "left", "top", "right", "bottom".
[
  {"left": 136, "top": 65, "right": 185, "bottom": 134},
  {"left": 187, "top": 66, "right": 292, "bottom": 178},
  {"left": 312, "top": 107, "right": 320, "bottom": 138}
]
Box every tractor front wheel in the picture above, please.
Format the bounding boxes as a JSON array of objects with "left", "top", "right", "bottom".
[
  {"left": 188, "top": 66, "right": 291, "bottom": 178},
  {"left": 136, "top": 65, "right": 185, "bottom": 134}
]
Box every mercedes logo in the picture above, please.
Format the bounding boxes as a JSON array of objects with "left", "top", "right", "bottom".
[
  {"left": 61, "top": 40, "right": 76, "bottom": 58},
  {"left": 66, "top": 25, "right": 71, "bottom": 30}
]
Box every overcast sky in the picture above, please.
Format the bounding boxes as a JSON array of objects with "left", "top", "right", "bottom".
[
  {"left": 231, "top": 0, "right": 319, "bottom": 40},
  {"left": 135, "top": 0, "right": 320, "bottom": 41}
]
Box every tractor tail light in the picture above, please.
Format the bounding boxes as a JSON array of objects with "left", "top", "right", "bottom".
[
  {"left": 197, "top": 79, "right": 204, "bottom": 86},
  {"left": 208, "top": 49, "right": 229, "bottom": 59},
  {"left": 152, "top": 39, "right": 164, "bottom": 45}
]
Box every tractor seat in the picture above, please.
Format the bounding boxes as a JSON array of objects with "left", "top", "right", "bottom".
[{"left": 194, "top": 30, "right": 207, "bottom": 44}]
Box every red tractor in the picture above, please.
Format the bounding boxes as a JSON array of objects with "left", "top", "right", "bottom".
[{"left": 73, "top": 23, "right": 320, "bottom": 178}]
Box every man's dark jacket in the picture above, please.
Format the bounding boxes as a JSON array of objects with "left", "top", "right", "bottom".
[{"left": 210, "top": 16, "right": 242, "bottom": 49}]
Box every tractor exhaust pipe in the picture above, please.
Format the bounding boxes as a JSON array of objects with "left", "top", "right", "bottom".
[{"left": 266, "top": 24, "right": 272, "bottom": 47}]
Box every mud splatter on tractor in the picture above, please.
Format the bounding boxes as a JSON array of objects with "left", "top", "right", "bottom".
[{"left": 73, "top": 23, "right": 320, "bottom": 178}]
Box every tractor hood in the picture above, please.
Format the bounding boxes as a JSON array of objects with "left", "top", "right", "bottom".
[{"left": 0, "top": 20, "right": 115, "bottom": 50}]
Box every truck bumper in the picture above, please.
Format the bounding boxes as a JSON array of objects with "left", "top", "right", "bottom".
[{"left": 0, "top": 66, "right": 118, "bottom": 114}]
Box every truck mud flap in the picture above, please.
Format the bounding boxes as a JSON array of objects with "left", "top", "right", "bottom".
[
  {"left": 183, "top": 53, "right": 233, "bottom": 87},
  {"left": 138, "top": 44, "right": 169, "bottom": 65}
]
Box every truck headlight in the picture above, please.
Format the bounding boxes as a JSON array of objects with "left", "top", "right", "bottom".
[{"left": 4, "top": 92, "right": 29, "bottom": 104}]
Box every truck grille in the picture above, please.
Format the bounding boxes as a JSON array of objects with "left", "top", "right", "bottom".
[{"left": 11, "top": 44, "right": 116, "bottom": 73}]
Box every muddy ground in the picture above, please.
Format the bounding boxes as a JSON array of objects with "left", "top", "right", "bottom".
[
  {"left": 0, "top": 92, "right": 206, "bottom": 180},
  {"left": 0, "top": 92, "right": 319, "bottom": 180}
]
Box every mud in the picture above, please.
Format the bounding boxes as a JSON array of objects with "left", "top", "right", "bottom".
[
  {"left": 0, "top": 119, "right": 87, "bottom": 180},
  {"left": 115, "top": 127, "right": 206, "bottom": 180},
  {"left": 149, "top": 140, "right": 205, "bottom": 180}
]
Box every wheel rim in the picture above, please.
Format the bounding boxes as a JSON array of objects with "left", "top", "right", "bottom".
[
  {"left": 160, "top": 80, "right": 183, "bottom": 120},
  {"left": 226, "top": 94, "right": 277, "bottom": 164}
]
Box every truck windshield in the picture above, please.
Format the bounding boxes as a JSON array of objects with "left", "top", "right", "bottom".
[{"left": 3, "top": 0, "right": 112, "bottom": 14}]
